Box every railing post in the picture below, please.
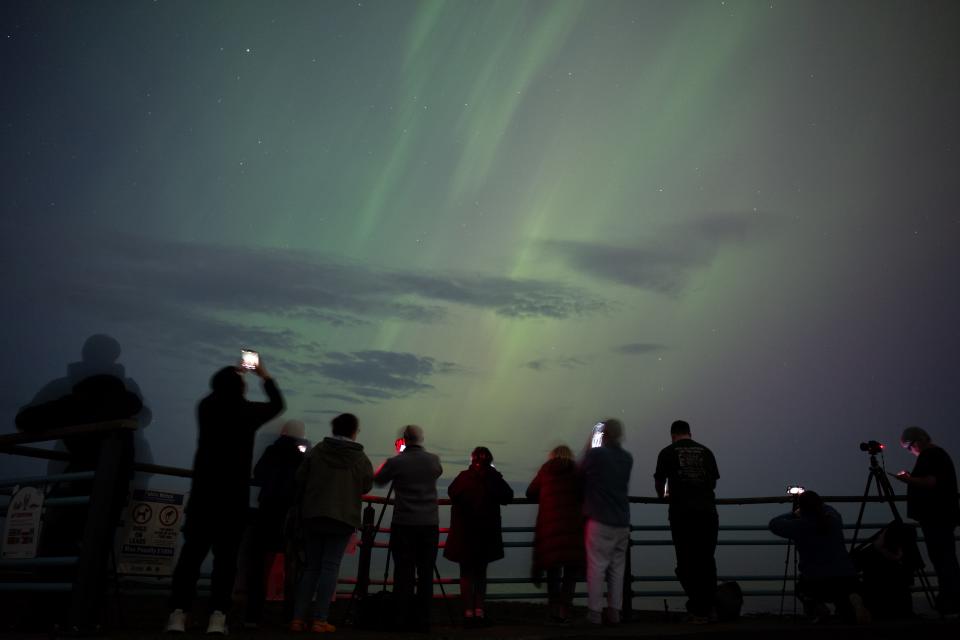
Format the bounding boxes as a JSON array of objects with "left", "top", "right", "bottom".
[
  {"left": 355, "top": 501, "right": 376, "bottom": 599},
  {"left": 67, "top": 428, "right": 131, "bottom": 632}
]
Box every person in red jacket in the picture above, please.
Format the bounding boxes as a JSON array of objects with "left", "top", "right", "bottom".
[
  {"left": 526, "top": 444, "right": 584, "bottom": 624},
  {"left": 444, "top": 447, "right": 514, "bottom": 627}
]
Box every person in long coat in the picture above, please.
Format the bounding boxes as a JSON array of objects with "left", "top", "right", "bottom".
[
  {"left": 444, "top": 447, "right": 514, "bottom": 626},
  {"left": 526, "top": 444, "right": 584, "bottom": 623}
]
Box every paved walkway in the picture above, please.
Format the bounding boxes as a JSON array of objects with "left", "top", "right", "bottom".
[{"left": 3, "top": 600, "right": 958, "bottom": 640}]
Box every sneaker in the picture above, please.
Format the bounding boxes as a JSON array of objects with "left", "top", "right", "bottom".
[
  {"left": 206, "top": 610, "right": 228, "bottom": 635},
  {"left": 586, "top": 609, "right": 602, "bottom": 625},
  {"left": 166, "top": 609, "right": 186, "bottom": 633},
  {"left": 603, "top": 607, "right": 621, "bottom": 625},
  {"left": 310, "top": 620, "right": 336, "bottom": 633},
  {"left": 289, "top": 619, "right": 307, "bottom": 633}
]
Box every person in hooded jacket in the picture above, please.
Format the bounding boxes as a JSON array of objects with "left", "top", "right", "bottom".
[
  {"left": 444, "top": 447, "right": 514, "bottom": 627},
  {"left": 166, "top": 362, "right": 284, "bottom": 635},
  {"left": 290, "top": 413, "right": 373, "bottom": 633},
  {"left": 244, "top": 419, "right": 308, "bottom": 627},
  {"left": 526, "top": 444, "right": 584, "bottom": 624}
]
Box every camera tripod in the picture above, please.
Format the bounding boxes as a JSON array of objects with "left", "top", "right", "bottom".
[
  {"left": 778, "top": 528, "right": 799, "bottom": 617},
  {"left": 849, "top": 452, "right": 936, "bottom": 610},
  {"left": 346, "top": 483, "right": 455, "bottom": 627}
]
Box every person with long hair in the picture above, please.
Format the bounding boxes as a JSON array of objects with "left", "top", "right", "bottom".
[
  {"left": 769, "top": 490, "right": 870, "bottom": 623},
  {"left": 444, "top": 447, "right": 514, "bottom": 627},
  {"left": 526, "top": 444, "right": 584, "bottom": 624}
]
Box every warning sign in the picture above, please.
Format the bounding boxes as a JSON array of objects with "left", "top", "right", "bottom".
[
  {"left": 117, "top": 489, "right": 185, "bottom": 575},
  {"left": 2, "top": 486, "right": 44, "bottom": 559}
]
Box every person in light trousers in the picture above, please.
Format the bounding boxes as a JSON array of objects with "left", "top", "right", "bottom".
[{"left": 580, "top": 419, "right": 633, "bottom": 625}]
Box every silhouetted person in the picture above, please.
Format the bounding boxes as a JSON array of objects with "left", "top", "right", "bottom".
[
  {"left": 654, "top": 419, "right": 719, "bottom": 623},
  {"left": 373, "top": 425, "right": 443, "bottom": 632},
  {"left": 21, "top": 334, "right": 153, "bottom": 484},
  {"left": 894, "top": 426, "right": 960, "bottom": 615},
  {"left": 166, "top": 361, "right": 284, "bottom": 635},
  {"left": 581, "top": 419, "right": 632, "bottom": 626},
  {"left": 444, "top": 446, "right": 514, "bottom": 627},
  {"left": 15, "top": 371, "right": 142, "bottom": 631},
  {"left": 852, "top": 521, "right": 917, "bottom": 619},
  {"left": 244, "top": 419, "right": 308, "bottom": 628},
  {"left": 290, "top": 413, "right": 373, "bottom": 633},
  {"left": 16, "top": 373, "right": 142, "bottom": 554},
  {"left": 526, "top": 444, "right": 584, "bottom": 624},
  {"left": 770, "top": 491, "right": 870, "bottom": 623}
]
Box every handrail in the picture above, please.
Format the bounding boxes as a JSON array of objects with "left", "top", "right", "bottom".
[
  {"left": 0, "top": 420, "right": 137, "bottom": 448},
  {"left": 0, "top": 441, "right": 922, "bottom": 505}
]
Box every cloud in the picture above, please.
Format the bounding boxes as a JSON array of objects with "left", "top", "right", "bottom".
[
  {"left": 523, "top": 355, "right": 589, "bottom": 371},
  {"left": 613, "top": 343, "right": 668, "bottom": 356},
  {"left": 2, "top": 221, "right": 607, "bottom": 327},
  {"left": 544, "top": 212, "right": 777, "bottom": 294}
]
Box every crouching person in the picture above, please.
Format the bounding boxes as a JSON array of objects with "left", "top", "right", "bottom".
[
  {"left": 290, "top": 413, "right": 373, "bottom": 633},
  {"left": 769, "top": 491, "right": 870, "bottom": 624}
]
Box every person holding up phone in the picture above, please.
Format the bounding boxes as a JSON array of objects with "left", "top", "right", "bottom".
[{"left": 166, "top": 357, "right": 285, "bottom": 634}]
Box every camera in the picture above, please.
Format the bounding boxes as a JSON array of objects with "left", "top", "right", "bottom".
[{"left": 859, "top": 440, "right": 884, "bottom": 455}]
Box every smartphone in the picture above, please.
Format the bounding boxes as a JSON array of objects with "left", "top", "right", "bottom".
[
  {"left": 591, "top": 422, "right": 604, "bottom": 448},
  {"left": 241, "top": 349, "right": 259, "bottom": 370},
  {"left": 297, "top": 444, "right": 308, "bottom": 453}
]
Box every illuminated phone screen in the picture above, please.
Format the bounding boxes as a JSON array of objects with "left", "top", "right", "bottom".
[
  {"left": 591, "top": 422, "right": 604, "bottom": 448},
  {"left": 241, "top": 349, "right": 259, "bottom": 370}
]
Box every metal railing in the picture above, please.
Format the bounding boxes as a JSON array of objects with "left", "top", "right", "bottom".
[{"left": 1, "top": 422, "right": 955, "bottom": 626}]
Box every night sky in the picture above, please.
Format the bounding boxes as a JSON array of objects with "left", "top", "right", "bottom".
[{"left": 3, "top": 0, "right": 959, "bottom": 521}]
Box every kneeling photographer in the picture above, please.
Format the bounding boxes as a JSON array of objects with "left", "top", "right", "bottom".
[{"left": 769, "top": 490, "right": 870, "bottom": 623}]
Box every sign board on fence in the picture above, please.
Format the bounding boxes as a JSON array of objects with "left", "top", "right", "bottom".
[
  {"left": 2, "top": 485, "right": 44, "bottom": 559},
  {"left": 117, "top": 489, "right": 185, "bottom": 575}
]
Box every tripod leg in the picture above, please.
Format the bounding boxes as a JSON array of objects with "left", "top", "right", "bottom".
[
  {"left": 780, "top": 541, "right": 791, "bottom": 616},
  {"left": 434, "top": 563, "right": 455, "bottom": 626},
  {"left": 850, "top": 471, "right": 877, "bottom": 551}
]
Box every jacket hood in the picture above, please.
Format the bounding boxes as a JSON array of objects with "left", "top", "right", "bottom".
[{"left": 313, "top": 437, "right": 366, "bottom": 469}]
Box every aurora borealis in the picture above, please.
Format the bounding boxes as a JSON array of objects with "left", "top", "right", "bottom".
[{"left": 2, "top": 0, "right": 959, "bottom": 510}]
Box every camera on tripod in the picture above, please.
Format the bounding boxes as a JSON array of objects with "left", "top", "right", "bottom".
[{"left": 859, "top": 440, "right": 884, "bottom": 455}]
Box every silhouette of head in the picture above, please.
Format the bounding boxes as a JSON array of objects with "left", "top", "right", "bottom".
[
  {"left": 601, "top": 418, "right": 624, "bottom": 446},
  {"left": 210, "top": 366, "right": 244, "bottom": 396},
  {"left": 401, "top": 424, "right": 423, "bottom": 446},
  {"left": 281, "top": 419, "right": 306, "bottom": 439},
  {"left": 549, "top": 444, "right": 574, "bottom": 461},
  {"left": 471, "top": 446, "right": 493, "bottom": 467},
  {"left": 81, "top": 334, "right": 122, "bottom": 364},
  {"left": 900, "top": 426, "right": 930, "bottom": 450},
  {"left": 796, "top": 490, "right": 824, "bottom": 518},
  {"left": 331, "top": 413, "right": 359, "bottom": 439},
  {"left": 670, "top": 420, "right": 691, "bottom": 436}
]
